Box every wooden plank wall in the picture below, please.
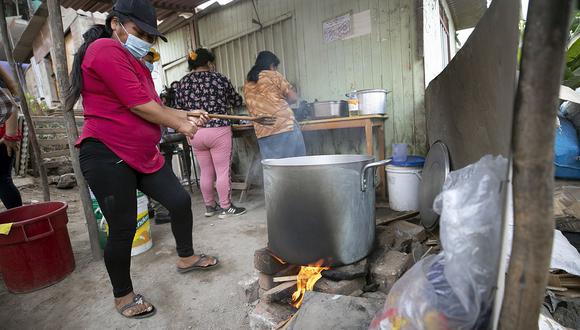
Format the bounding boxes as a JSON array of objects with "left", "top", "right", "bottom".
[
  {"left": 32, "top": 116, "right": 83, "bottom": 158},
  {"left": 197, "top": 0, "right": 426, "bottom": 155}
]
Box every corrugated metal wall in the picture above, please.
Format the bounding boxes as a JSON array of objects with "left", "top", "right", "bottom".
[
  {"left": 210, "top": 16, "right": 297, "bottom": 94},
  {"left": 159, "top": 25, "right": 193, "bottom": 65},
  {"left": 197, "top": 0, "right": 426, "bottom": 154},
  {"left": 158, "top": 25, "right": 194, "bottom": 86}
]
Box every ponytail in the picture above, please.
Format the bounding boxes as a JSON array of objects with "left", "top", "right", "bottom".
[
  {"left": 247, "top": 51, "right": 280, "bottom": 82},
  {"left": 65, "top": 12, "right": 127, "bottom": 111}
]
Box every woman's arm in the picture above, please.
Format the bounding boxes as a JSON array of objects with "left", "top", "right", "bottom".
[
  {"left": 130, "top": 101, "right": 208, "bottom": 138},
  {"left": 225, "top": 78, "right": 243, "bottom": 108},
  {"left": 285, "top": 88, "right": 299, "bottom": 105},
  {"left": 1, "top": 105, "right": 19, "bottom": 157},
  {"left": 275, "top": 72, "right": 299, "bottom": 105}
]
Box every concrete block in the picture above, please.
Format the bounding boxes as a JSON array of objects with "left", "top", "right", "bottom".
[
  {"left": 322, "top": 258, "right": 369, "bottom": 281},
  {"left": 370, "top": 250, "right": 413, "bottom": 294},
  {"left": 249, "top": 301, "right": 295, "bottom": 330},
  {"left": 287, "top": 292, "right": 384, "bottom": 330},
  {"left": 314, "top": 277, "right": 366, "bottom": 296},
  {"left": 238, "top": 274, "right": 259, "bottom": 303}
]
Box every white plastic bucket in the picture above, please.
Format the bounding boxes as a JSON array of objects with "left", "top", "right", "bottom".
[
  {"left": 386, "top": 165, "right": 422, "bottom": 211},
  {"left": 90, "top": 189, "right": 153, "bottom": 256}
]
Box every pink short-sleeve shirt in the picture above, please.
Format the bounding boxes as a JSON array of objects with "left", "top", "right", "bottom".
[{"left": 76, "top": 38, "right": 164, "bottom": 173}]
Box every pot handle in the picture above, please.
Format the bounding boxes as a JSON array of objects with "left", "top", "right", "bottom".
[{"left": 361, "top": 159, "right": 392, "bottom": 192}]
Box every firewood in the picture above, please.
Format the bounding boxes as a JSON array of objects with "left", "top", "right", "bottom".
[{"left": 273, "top": 275, "right": 298, "bottom": 283}]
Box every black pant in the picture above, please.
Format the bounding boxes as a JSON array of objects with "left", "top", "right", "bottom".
[
  {"left": 0, "top": 144, "right": 22, "bottom": 209},
  {"left": 79, "top": 139, "right": 194, "bottom": 298}
]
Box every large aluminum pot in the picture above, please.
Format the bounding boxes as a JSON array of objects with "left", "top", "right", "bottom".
[
  {"left": 311, "top": 101, "right": 349, "bottom": 119},
  {"left": 350, "top": 89, "right": 389, "bottom": 115},
  {"left": 262, "top": 155, "right": 390, "bottom": 266}
]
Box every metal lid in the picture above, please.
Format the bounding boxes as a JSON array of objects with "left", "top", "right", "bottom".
[
  {"left": 355, "top": 89, "right": 389, "bottom": 94},
  {"left": 390, "top": 156, "right": 425, "bottom": 167},
  {"left": 313, "top": 100, "right": 347, "bottom": 104},
  {"left": 419, "top": 142, "right": 451, "bottom": 231}
]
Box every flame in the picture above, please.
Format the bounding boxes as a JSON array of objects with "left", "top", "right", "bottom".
[{"left": 291, "top": 260, "right": 330, "bottom": 308}]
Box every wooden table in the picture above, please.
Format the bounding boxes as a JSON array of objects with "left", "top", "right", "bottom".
[{"left": 231, "top": 115, "right": 388, "bottom": 202}]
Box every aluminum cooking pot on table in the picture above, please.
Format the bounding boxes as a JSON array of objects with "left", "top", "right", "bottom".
[
  {"left": 347, "top": 89, "right": 390, "bottom": 115},
  {"left": 311, "top": 101, "right": 349, "bottom": 119},
  {"left": 262, "top": 155, "right": 390, "bottom": 266}
]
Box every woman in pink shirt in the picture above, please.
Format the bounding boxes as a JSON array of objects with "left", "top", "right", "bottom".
[{"left": 67, "top": 0, "right": 217, "bottom": 319}]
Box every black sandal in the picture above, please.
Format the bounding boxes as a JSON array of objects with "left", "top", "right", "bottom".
[
  {"left": 117, "top": 294, "right": 156, "bottom": 319},
  {"left": 177, "top": 254, "right": 220, "bottom": 274}
]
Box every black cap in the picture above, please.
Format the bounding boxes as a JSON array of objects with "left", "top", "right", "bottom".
[{"left": 113, "top": 0, "right": 167, "bottom": 42}]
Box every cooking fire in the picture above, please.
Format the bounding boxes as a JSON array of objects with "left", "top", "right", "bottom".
[{"left": 292, "top": 261, "right": 330, "bottom": 308}]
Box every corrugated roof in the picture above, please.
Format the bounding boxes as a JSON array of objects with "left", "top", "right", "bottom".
[
  {"left": 11, "top": 0, "right": 210, "bottom": 62},
  {"left": 58, "top": 0, "right": 209, "bottom": 32},
  {"left": 446, "top": 0, "right": 488, "bottom": 30}
]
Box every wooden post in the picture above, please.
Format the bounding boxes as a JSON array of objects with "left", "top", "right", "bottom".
[
  {"left": 499, "top": 0, "right": 573, "bottom": 329},
  {"left": 0, "top": 0, "right": 50, "bottom": 201},
  {"left": 46, "top": 0, "right": 102, "bottom": 259}
]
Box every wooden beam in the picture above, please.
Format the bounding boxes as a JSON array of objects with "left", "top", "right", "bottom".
[
  {"left": 0, "top": 0, "right": 50, "bottom": 201},
  {"left": 46, "top": 0, "right": 102, "bottom": 260},
  {"left": 86, "top": 0, "right": 203, "bottom": 12},
  {"left": 499, "top": 0, "right": 573, "bottom": 329}
]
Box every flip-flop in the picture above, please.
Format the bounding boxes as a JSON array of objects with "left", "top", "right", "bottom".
[
  {"left": 177, "top": 254, "right": 220, "bottom": 274},
  {"left": 117, "top": 294, "right": 157, "bottom": 319}
]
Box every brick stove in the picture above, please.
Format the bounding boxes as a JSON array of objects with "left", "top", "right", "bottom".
[{"left": 238, "top": 215, "right": 439, "bottom": 330}]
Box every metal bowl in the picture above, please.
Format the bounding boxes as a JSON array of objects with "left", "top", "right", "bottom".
[{"left": 419, "top": 141, "right": 451, "bottom": 231}]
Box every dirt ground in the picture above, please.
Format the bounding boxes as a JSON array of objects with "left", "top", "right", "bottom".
[{"left": 0, "top": 180, "right": 267, "bottom": 329}]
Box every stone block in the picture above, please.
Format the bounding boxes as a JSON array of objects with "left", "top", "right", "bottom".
[
  {"left": 370, "top": 250, "right": 413, "bottom": 294},
  {"left": 350, "top": 289, "right": 364, "bottom": 297},
  {"left": 314, "top": 277, "right": 366, "bottom": 296},
  {"left": 375, "top": 226, "right": 396, "bottom": 250},
  {"left": 48, "top": 175, "right": 60, "bottom": 185},
  {"left": 249, "top": 301, "right": 295, "bottom": 330},
  {"left": 238, "top": 274, "right": 259, "bottom": 303},
  {"left": 361, "top": 291, "right": 388, "bottom": 300},
  {"left": 56, "top": 173, "right": 76, "bottom": 189},
  {"left": 322, "top": 258, "right": 369, "bottom": 281},
  {"left": 287, "top": 292, "right": 384, "bottom": 330},
  {"left": 13, "top": 177, "right": 35, "bottom": 189},
  {"left": 390, "top": 220, "right": 427, "bottom": 243}
]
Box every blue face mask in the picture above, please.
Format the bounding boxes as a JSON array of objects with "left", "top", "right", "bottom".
[
  {"left": 117, "top": 23, "right": 152, "bottom": 59},
  {"left": 145, "top": 61, "right": 154, "bottom": 72}
]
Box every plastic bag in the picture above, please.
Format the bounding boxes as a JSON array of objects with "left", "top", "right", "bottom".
[
  {"left": 370, "top": 155, "right": 508, "bottom": 330},
  {"left": 560, "top": 87, "right": 580, "bottom": 131}
]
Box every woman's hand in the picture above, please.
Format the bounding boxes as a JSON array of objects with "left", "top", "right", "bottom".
[
  {"left": 175, "top": 111, "right": 209, "bottom": 138},
  {"left": 0, "top": 138, "right": 19, "bottom": 157},
  {"left": 176, "top": 119, "right": 199, "bottom": 138},
  {"left": 189, "top": 110, "right": 209, "bottom": 126}
]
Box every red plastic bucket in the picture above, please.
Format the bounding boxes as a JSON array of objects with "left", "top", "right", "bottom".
[{"left": 0, "top": 202, "right": 75, "bottom": 293}]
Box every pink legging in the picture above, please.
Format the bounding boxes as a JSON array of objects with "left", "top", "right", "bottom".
[{"left": 191, "top": 127, "right": 233, "bottom": 209}]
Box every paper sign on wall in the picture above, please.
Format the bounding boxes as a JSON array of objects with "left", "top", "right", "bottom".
[{"left": 323, "top": 13, "right": 352, "bottom": 43}]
